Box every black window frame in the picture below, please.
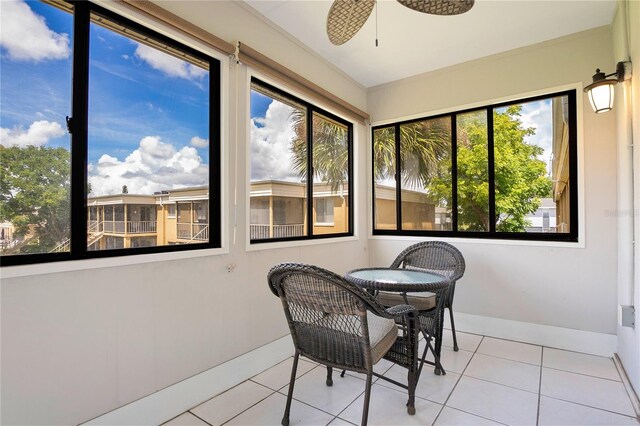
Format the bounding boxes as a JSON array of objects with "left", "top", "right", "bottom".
[
  {"left": 250, "top": 78, "right": 354, "bottom": 244},
  {"left": 371, "top": 89, "right": 578, "bottom": 242},
  {"left": 1, "top": 0, "right": 221, "bottom": 267}
]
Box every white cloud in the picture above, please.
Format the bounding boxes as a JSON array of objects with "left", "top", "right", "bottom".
[
  {"left": 0, "top": 120, "right": 65, "bottom": 147},
  {"left": 134, "top": 43, "right": 206, "bottom": 81},
  {"left": 250, "top": 100, "right": 301, "bottom": 182},
  {"left": 88, "top": 136, "right": 208, "bottom": 196},
  {"left": 520, "top": 99, "right": 553, "bottom": 166},
  {"left": 190, "top": 136, "right": 208, "bottom": 148},
  {"left": 0, "top": 0, "right": 70, "bottom": 62}
]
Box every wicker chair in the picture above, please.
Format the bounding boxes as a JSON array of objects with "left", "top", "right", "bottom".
[
  {"left": 268, "top": 263, "right": 419, "bottom": 426},
  {"left": 378, "top": 241, "right": 465, "bottom": 373}
]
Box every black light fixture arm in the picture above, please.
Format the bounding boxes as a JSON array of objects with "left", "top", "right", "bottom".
[{"left": 591, "top": 61, "right": 630, "bottom": 84}]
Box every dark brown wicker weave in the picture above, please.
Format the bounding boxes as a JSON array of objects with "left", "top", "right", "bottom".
[
  {"left": 389, "top": 241, "right": 466, "bottom": 372},
  {"left": 268, "top": 263, "right": 419, "bottom": 426}
]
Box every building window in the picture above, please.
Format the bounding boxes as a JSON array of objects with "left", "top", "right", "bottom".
[
  {"left": 0, "top": 0, "right": 221, "bottom": 266},
  {"left": 315, "top": 198, "right": 334, "bottom": 225},
  {"left": 372, "top": 90, "right": 578, "bottom": 242},
  {"left": 249, "top": 78, "right": 353, "bottom": 242},
  {"left": 167, "top": 204, "right": 176, "bottom": 218}
]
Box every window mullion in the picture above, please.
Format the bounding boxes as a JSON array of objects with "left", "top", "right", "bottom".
[
  {"left": 70, "top": 1, "right": 90, "bottom": 259},
  {"left": 487, "top": 107, "right": 496, "bottom": 233},
  {"left": 209, "top": 59, "right": 221, "bottom": 247},
  {"left": 451, "top": 114, "right": 458, "bottom": 233},
  {"left": 306, "top": 108, "right": 314, "bottom": 238},
  {"left": 394, "top": 124, "right": 402, "bottom": 231}
]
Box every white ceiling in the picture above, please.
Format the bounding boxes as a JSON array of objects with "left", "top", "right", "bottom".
[{"left": 242, "top": 0, "right": 616, "bottom": 88}]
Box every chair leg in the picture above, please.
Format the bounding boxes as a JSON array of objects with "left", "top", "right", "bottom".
[
  {"left": 361, "top": 371, "right": 373, "bottom": 426},
  {"left": 406, "top": 365, "right": 416, "bottom": 415},
  {"left": 449, "top": 306, "right": 459, "bottom": 352},
  {"left": 282, "top": 352, "right": 299, "bottom": 426},
  {"left": 326, "top": 366, "right": 333, "bottom": 386}
]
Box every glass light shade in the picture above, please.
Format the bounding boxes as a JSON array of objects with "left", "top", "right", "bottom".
[{"left": 586, "top": 80, "right": 615, "bottom": 113}]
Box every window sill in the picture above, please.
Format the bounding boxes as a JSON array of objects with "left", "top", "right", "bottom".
[
  {"left": 314, "top": 223, "right": 335, "bottom": 227},
  {"left": 368, "top": 234, "right": 585, "bottom": 249},
  {"left": 246, "top": 235, "right": 358, "bottom": 252},
  {"left": 0, "top": 246, "right": 229, "bottom": 279}
]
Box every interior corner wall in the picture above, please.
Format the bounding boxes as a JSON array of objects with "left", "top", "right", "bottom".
[
  {"left": 0, "top": 2, "right": 368, "bottom": 425},
  {"left": 367, "top": 27, "right": 618, "bottom": 335},
  {"left": 614, "top": 0, "right": 640, "bottom": 395}
]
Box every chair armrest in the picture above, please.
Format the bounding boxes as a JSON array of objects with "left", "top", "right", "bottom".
[{"left": 385, "top": 304, "right": 417, "bottom": 317}]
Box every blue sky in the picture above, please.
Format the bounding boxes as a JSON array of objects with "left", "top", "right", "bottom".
[
  {"left": 250, "top": 90, "right": 272, "bottom": 126},
  {"left": 1, "top": 0, "right": 210, "bottom": 196}
]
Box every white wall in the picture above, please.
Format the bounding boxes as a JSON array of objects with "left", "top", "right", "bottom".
[
  {"left": 0, "top": 2, "right": 369, "bottom": 424},
  {"left": 367, "top": 27, "right": 618, "bottom": 335},
  {"left": 614, "top": 0, "right": 640, "bottom": 394}
]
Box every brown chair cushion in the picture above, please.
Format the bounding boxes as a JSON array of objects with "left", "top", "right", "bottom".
[{"left": 377, "top": 291, "right": 436, "bottom": 311}]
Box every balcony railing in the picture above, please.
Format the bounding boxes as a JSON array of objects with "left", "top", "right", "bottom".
[
  {"left": 102, "top": 220, "right": 156, "bottom": 234},
  {"left": 250, "top": 224, "right": 305, "bottom": 240},
  {"left": 127, "top": 221, "right": 157, "bottom": 234},
  {"left": 177, "top": 223, "right": 209, "bottom": 241}
]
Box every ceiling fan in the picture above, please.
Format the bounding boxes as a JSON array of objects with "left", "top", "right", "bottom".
[{"left": 327, "top": 0, "right": 475, "bottom": 45}]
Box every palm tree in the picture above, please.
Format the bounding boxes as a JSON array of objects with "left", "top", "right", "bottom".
[
  {"left": 290, "top": 110, "right": 349, "bottom": 193},
  {"left": 374, "top": 118, "right": 452, "bottom": 190},
  {"left": 290, "top": 110, "right": 451, "bottom": 194}
]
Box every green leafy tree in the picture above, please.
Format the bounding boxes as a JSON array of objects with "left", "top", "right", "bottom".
[
  {"left": 0, "top": 145, "right": 71, "bottom": 253},
  {"left": 429, "top": 105, "right": 552, "bottom": 231}
]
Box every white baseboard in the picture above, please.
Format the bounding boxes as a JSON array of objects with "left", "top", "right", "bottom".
[
  {"left": 83, "top": 335, "right": 294, "bottom": 426},
  {"left": 450, "top": 312, "right": 617, "bottom": 357},
  {"left": 613, "top": 354, "right": 640, "bottom": 418},
  {"left": 84, "top": 313, "right": 617, "bottom": 425}
]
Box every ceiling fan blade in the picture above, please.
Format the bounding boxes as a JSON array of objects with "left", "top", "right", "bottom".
[
  {"left": 397, "top": 0, "right": 475, "bottom": 15},
  {"left": 327, "top": 0, "right": 375, "bottom": 46}
]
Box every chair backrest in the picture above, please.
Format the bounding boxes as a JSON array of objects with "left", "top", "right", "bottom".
[
  {"left": 390, "top": 241, "right": 465, "bottom": 283},
  {"left": 268, "top": 263, "right": 388, "bottom": 372}
]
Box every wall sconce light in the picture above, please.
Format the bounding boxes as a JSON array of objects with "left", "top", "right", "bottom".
[{"left": 584, "top": 61, "right": 632, "bottom": 113}]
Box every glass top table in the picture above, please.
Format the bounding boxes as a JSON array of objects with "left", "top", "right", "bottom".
[
  {"left": 344, "top": 267, "right": 449, "bottom": 292},
  {"left": 345, "top": 267, "right": 451, "bottom": 379}
]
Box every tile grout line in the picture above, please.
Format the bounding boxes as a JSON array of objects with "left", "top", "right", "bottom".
[
  {"left": 219, "top": 384, "right": 278, "bottom": 426},
  {"left": 541, "top": 365, "right": 624, "bottom": 383},
  {"left": 541, "top": 394, "right": 640, "bottom": 420},
  {"left": 429, "top": 335, "right": 484, "bottom": 425},
  {"left": 259, "top": 360, "right": 322, "bottom": 393},
  {"left": 187, "top": 410, "right": 215, "bottom": 426},
  {"left": 536, "top": 346, "right": 544, "bottom": 426}
]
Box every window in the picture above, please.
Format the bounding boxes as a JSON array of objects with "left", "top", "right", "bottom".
[
  {"left": 167, "top": 204, "right": 176, "bottom": 218},
  {"left": 315, "top": 198, "right": 334, "bottom": 225},
  {"left": 0, "top": 0, "right": 221, "bottom": 266},
  {"left": 249, "top": 78, "right": 352, "bottom": 242},
  {"left": 372, "top": 90, "right": 577, "bottom": 242}
]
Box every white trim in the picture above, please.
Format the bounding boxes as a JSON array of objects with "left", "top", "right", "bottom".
[
  {"left": 368, "top": 82, "right": 586, "bottom": 249},
  {"left": 452, "top": 312, "right": 616, "bottom": 357},
  {"left": 246, "top": 235, "right": 359, "bottom": 252},
  {"left": 370, "top": 83, "right": 582, "bottom": 128},
  {"left": 368, "top": 234, "right": 585, "bottom": 249},
  {"left": 83, "top": 336, "right": 294, "bottom": 426},
  {"left": 244, "top": 69, "right": 361, "bottom": 251},
  {"left": 1, "top": 2, "right": 232, "bottom": 279},
  {"left": 614, "top": 354, "right": 640, "bottom": 418},
  {"left": 1, "top": 247, "right": 230, "bottom": 279}
]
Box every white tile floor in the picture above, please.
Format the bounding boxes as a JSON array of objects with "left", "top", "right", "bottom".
[{"left": 164, "top": 331, "right": 639, "bottom": 426}]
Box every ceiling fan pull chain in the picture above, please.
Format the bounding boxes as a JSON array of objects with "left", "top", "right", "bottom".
[{"left": 375, "top": 0, "right": 379, "bottom": 47}]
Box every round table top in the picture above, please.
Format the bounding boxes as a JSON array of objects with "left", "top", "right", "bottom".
[{"left": 345, "top": 267, "right": 449, "bottom": 292}]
